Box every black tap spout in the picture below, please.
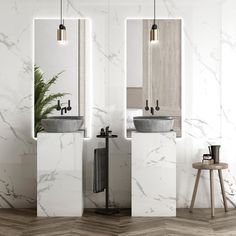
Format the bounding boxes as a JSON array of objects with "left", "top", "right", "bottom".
[
  {"left": 150, "top": 107, "right": 154, "bottom": 115},
  {"left": 61, "top": 107, "right": 67, "bottom": 115}
]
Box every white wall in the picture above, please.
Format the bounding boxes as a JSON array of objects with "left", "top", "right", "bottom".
[
  {"left": 0, "top": 0, "right": 235, "bottom": 209},
  {"left": 35, "top": 19, "right": 79, "bottom": 116},
  {"left": 221, "top": 0, "right": 236, "bottom": 207},
  {"left": 127, "top": 20, "right": 143, "bottom": 87}
]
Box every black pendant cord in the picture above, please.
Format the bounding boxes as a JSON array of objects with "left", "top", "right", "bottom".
[
  {"left": 153, "top": 0, "right": 156, "bottom": 25},
  {"left": 60, "top": 0, "right": 63, "bottom": 25}
]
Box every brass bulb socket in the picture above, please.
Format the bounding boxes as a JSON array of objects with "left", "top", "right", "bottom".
[
  {"left": 150, "top": 27, "right": 159, "bottom": 43},
  {"left": 57, "top": 28, "right": 67, "bottom": 42}
]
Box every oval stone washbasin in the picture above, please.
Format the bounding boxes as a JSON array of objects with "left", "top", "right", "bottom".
[
  {"left": 41, "top": 116, "right": 84, "bottom": 133},
  {"left": 133, "top": 116, "right": 174, "bottom": 133}
]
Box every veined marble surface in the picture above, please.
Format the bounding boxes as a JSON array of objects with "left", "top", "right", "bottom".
[
  {"left": 37, "top": 132, "right": 84, "bottom": 216},
  {"left": 132, "top": 132, "right": 176, "bottom": 216},
  {"left": 0, "top": 0, "right": 235, "bottom": 209}
]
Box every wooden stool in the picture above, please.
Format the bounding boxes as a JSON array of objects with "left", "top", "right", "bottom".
[{"left": 189, "top": 162, "right": 228, "bottom": 217}]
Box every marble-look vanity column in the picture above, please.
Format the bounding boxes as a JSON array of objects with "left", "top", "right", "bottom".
[
  {"left": 132, "top": 132, "right": 176, "bottom": 216},
  {"left": 37, "top": 132, "right": 84, "bottom": 217}
]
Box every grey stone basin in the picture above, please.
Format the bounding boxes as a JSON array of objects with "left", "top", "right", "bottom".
[
  {"left": 41, "top": 116, "right": 84, "bottom": 133},
  {"left": 133, "top": 116, "right": 174, "bottom": 133}
]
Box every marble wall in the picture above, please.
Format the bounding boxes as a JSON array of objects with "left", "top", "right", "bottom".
[
  {"left": 132, "top": 132, "right": 176, "bottom": 216},
  {"left": 0, "top": 0, "right": 235, "bottom": 208},
  {"left": 37, "top": 132, "right": 84, "bottom": 216}
]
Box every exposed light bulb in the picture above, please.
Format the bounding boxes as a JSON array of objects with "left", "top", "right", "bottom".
[
  {"left": 150, "top": 24, "right": 159, "bottom": 43},
  {"left": 57, "top": 0, "right": 67, "bottom": 45},
  {"left": 57, "top": 24, "right": 67, "bottom": 45},
  {"left": 150, "top": 0, "right": 159, "bottom": 43}
]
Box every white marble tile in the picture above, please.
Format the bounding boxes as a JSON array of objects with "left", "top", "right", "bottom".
[
  {"left": 0, "top": 0, "right": 235, "bottom": 210},
  {"left": 37, "top": 132, "right": 83, "bottom": 216},
  {"left": 221, "top": 0, "right": 236, "bottom": 207},
  {"left": 132, "top": 132, "right": 176, "bottom": 216}
]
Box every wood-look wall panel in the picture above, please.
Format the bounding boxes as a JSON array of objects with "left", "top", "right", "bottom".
[
  {"left": 143, "top": 19, "right": 182, "bottom": 137},
  {"left": 127, "top": 87, "right": 143, "bottom": 109}
]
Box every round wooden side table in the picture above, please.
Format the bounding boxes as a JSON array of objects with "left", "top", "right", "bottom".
[{"left": 189, "top": 162, "right": 228, "bottom": 217}]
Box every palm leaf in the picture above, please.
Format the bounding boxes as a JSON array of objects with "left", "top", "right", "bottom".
[
  {"left": 34, "top": 65, "right": 67, "bottom": 137},
  {"left": 41, "top": 105, "right": 58, "bottom": 118},
  {"left": 41, "top": 93, "right": 67, "bottom": 108}
]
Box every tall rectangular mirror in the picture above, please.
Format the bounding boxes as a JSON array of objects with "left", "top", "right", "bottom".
[
  {"left": 126, "top": 19, "right": 182, "bottom": 138},
  {"left": 34, "top": 19, "right": 90, "bottom": 137}
]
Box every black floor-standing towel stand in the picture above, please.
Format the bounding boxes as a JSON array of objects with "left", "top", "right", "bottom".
[{"left": 95, "top": 126, "right": 119, "bottom": 215}]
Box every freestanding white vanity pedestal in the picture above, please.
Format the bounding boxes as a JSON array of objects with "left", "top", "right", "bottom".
[
  {"left": 132, "top": 131, "right": 176, "bottom": 216},
  {"left": 37, "top": 132, "right": 84, "bottom": 216}
]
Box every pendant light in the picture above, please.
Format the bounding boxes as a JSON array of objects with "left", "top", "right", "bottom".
[
  {"left": 57, "top": 0, "right": 67, "bottom": 44},
  {"left": 150, "top": 0, "right": 159, "bottom": 43}
]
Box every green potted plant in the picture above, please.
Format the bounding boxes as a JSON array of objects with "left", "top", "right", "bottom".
[{"left": 34, "top": 65, "right": 67, "bottom": 137}]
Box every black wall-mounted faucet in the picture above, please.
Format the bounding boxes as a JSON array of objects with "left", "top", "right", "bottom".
[
  {"left": 56, "top": 100, "right": 72, "bottom": 115},
  {"left": 155, "top": 100, "right": 160, "bottom": 111},
  {"left": 145, "top": 99, "right": 160, "bottom": 115},
  {"left": 145, "top": 100, "right": 149, "bottom": 111}
]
